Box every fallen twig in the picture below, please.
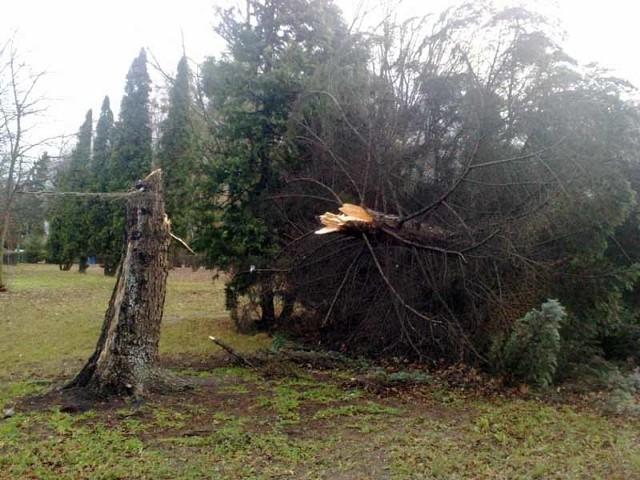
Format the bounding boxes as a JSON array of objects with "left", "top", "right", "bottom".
[{"left": 208, "top": 336, "right": 256, "bottom": 368}]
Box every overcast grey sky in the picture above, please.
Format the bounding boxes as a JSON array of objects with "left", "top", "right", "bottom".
[{"left": 2, "top": 0, "right": 639, "bottom": 150}]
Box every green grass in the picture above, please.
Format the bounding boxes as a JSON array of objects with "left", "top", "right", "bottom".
[
  {"left": 0, "top": 264, "right": 269, "bottom": 379},
  {"left": 1, "top": 263, "right": 640, "bottom": 479},
  {"left": 385, "top": 399, "right": 640, "bottom": 479},
  {"left": 0, "top": 264, "right": 113, "bottom": 379}
]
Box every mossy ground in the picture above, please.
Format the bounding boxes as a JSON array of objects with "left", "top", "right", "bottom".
[{"left": 1, "top": 264, "right": 639, "bottom": 479}]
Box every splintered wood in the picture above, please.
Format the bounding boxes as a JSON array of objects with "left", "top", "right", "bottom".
[{"left": 315, "top": 204, "right": 373, "bottom": 234}]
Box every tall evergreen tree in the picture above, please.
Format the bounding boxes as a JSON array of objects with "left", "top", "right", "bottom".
[
  {"left": 47, "top": 109, "right": 94, "bottom": 272},
  {"left": 66, "top": 109, "right": 93, "bottom": 191},
  {"left": 197, "top": 0, "right": 352, "bottom": 328},
  {"left": 109, "top": 49, "right": 153, "bottom": 190},
  {"left": 96, "top": 50, "right": 153, "bottom": 275},
  {"left": 87, "top": 96, "right": 122, "bottom": 275},
  {"left": 157, "top": 56, "right": 199, "bottom": 241},
  {"left": 91, "top": 96, "right": 114, "bottom": 192}
]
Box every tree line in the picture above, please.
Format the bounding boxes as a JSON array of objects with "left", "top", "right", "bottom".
[{"left": 5, "top": 0, "right": 640, "bottom": 385}]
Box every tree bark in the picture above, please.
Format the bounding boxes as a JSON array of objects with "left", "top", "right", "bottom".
[
  {"left": 257, "top": 288, "right": 276, "bottom": 330},
  {"left": 0, "top": 210, "right": 10, "bottom": 292},
  {"left": 66, "top": 170, "right": 174, "bottom": 397},
  {"left": 78, "top": 256, "right": 88, "bottom": 274},
  {"left": 59, "top": 262, "right": 73, "bottom": 271}
]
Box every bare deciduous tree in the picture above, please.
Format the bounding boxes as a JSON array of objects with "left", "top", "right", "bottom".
[{"left": 0, "top": 37, "right": 52, "bottom": 291}]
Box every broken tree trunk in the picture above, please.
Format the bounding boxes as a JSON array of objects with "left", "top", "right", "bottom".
[
  {"left": 66, "top": 170, "right": 176, "bottom": 397},
  {"left": 316, "top": 204, "right": 477, "bottom": 259}
]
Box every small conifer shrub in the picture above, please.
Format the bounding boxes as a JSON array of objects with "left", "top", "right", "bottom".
[{"left": 496, "top": 299, "right": 567, "bottom": 388}]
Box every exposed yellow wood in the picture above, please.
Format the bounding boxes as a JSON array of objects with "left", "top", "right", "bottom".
[{"left": 316, "top": 204, "right": 373, "bottom": 234}]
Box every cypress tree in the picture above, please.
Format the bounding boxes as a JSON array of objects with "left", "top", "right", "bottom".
[
  {"left": 64, "top": 109, "right": 93, "bottom": 191},
  {"left": 157, "top": 55, "right": 199, "bottom": 241},
  {"left": 47, "top": 109, "right": 93, "bottom": 272},
  {"left": 91, "top": 96, "right": 114, "bottom": 192},
  {"left": 109, "top": 49, "right": 153, "bottom": 190},
  {"left": 88, "top": 96, "right": 122, "bottom": 275},
  {"left": 98, "top": 50, "right": 153, "bottom": 274}
]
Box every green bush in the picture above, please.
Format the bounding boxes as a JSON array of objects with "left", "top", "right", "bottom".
[
  {"left": 24, "top": 234, "right": 46, "bottom": 263},
  {"left": 494, "top": 299, "right": 566, "bottom": 388}
]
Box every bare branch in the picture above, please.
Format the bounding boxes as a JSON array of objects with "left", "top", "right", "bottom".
[
  {"left": 362, "top": 233, "right": 443, "bottom": 326},
  {"left": 468, "top": 137, "right": 566, "bottom": 171},
  {"left": 285, "top": 177, "right": 343, "bottom": 204},
  {"left": 321, "top": 249, "right": 364, "bottom": 327},
  {"left": 170, "top": 232, "right": 196, "bottom": 255},
  {"left": 209, "top": 336, "right": 256, "bottom": 368}
]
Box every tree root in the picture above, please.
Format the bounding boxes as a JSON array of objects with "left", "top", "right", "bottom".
[{"left": 64, "top": 365, "right": 194, "bottom": 403}]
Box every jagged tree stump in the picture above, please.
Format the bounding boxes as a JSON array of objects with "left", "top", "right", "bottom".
[{"left": 66, "top": 170, "right": 174, "bottom": 397}]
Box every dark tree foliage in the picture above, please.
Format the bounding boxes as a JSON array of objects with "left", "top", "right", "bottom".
[
  {"left": 93, "top": 49, "right": 153, "bottom": 275},
  {"left": 92, "top": 96, "right": 115, "bottom": 192},
  {"left": 157, "top": 56, "right": 200, "bottom": 242},
  {"left": 47, "top": 110, "right": 94, "bottom": 272},
  {"left": 109, "top": 49, "right": 153, "bottom": 191},
  {"left": 247, "top": 2, "right": 640, "bottom": 368},
  {"left": 196, "top": 0, "right": 354, "bottom": 329},
  {"left": 88, "top": 96, "right": 123, "bottom": 276}
]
